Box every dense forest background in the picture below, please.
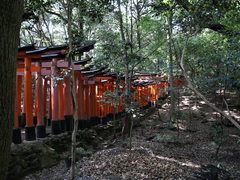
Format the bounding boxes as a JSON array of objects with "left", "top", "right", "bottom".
[
  {"left": 21, "top": 0, "right": 240, "bottom": 130},
  {"left": 21, "top": 0, "right": 240, "bottom": 96},
  {"left": 0, "top": 0, "right": 239, "bottom": 180}
]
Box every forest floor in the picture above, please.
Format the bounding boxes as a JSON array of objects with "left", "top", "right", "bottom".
[{"left": 24, "top": 90, "right": 240, "bottom": 180}]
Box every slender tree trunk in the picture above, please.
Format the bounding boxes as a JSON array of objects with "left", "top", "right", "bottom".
[
  {"left": 136, "top": 0, "right": 141, "bottom": 50},
  {"left": 0, "top": 1, "right": 23, "bottom": 180},
  {"left": 77, "top": 1, "right": 84, "bottom": 42},
  {"left": 67, "top": 0, "right": 79, "bottom": 179},
  {"left": 130, "top": 0, "right": 133, "bottom": 55},
  {"left": 117, "top": 0, "right": 131, "bottom": 138},
  {"left": 167, "top": 8, "right": 176, "bottom": 125}
]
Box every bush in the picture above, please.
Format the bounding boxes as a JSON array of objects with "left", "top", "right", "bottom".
[
  {"left": 154, "top": 134, "right": 173, "bottom": 143},
  {"left": 76, "top": 147, "right": 92, "bottom": 157}
]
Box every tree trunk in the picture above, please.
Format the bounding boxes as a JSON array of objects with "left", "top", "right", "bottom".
[
  {"left": 0, "top": 1, "right": 23, "bottom": 179},
  {"left": 67, "top": 0, "right": 79, "bottom": 179},
  {"left": 116, "top": 0, "right": 131, "bottom": 138},
  {"left": 77, "top": 1, "right": 84, "bottom": 42},
  {"left": 136, "top": 0, "right": 141, "bottom": 50},
  {"left": 167, "top": 8, "right": 176, "bottom": 125}
]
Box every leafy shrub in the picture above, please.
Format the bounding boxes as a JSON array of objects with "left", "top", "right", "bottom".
[
  {"left": 154, "top": 134, "right": 173, "bottom": 143},
  {"left": 209, "top": 124, "right": 225, "bottom": 160},
  {"left": 76, "top": 147, "right": 92, "bottom": 156}
]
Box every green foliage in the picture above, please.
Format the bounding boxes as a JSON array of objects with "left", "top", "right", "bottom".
[
  {"left": 125, "top": 100, "right": 141, "bottom": 117},
  {"left": 209, "top": 124, "right": 224, "bottom": 142},
  {"left": 208, "top": 123, "right": 226, "bottom": 159},
  {"left": 21, "top": 0, "right": 240, "bottom": 96},
  {"left": 154, "top": 134, "right": 173, "bottom": 143},
  {"left": 101, "top": 89, "right": 123, "bottom": 107},
  {"left": 76, "top": 147, "right": 92, "bottom": 157},
  {"left": 183, "top": 29, "right": 240, "bottom": 94}
]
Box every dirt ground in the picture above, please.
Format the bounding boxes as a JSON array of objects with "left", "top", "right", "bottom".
[{"left": 24, "top": 90, "right": 240, "bottom": 180}]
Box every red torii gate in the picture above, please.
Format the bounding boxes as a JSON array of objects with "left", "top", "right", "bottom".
[
  {"left": 13, "top": 41, "right": 96, "bottom": 143},
  {"left": 13, "top": 43, "right": 184, "bottom": 145}
]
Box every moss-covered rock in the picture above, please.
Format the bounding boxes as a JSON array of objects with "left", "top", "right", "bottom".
[{"left": 8, "top": 143, "right": 60, "bottom": 179}]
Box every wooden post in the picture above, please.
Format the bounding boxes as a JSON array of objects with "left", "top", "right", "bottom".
[
  {"left": 95, "top": 84, "right": 100, "bottom": 117},
  {"left": 107, "top": 81, "right": 114, "bottom": 120},
  {"left": 43, "top": 78, "right": 47, "bottom": 122},
  {"left": 89, "top": 82, "right": 98, "bottom": 126},
  {"left": 83, "top": 82, "right": 90, "bottom": 128},
  {"left": 34, "top": 73, "right": 38, "bottom": 126},
  {"left": 76, "top": 76, "right": 81, "bottom": 119},
  {"left": 144, "top": 86, "right": 148, "bottom": 106},
  {"left": 24, "top": 57, "right": 36, "bottom": 141},
  {"left": 12, "top": 75, "right": 22, "bottom": 144},
  {"left": 89, "top": 84, "right": 93, "bottom": 124},
  {"left": 105, "top": 82, "right": 110, "bottom": 118},
  {"left": 98, "top": 84, "right": 104, "bottom": 118},
  {"left": 79, "top": 78, "right": 84, "bottom": 118},
  {"left": 51, "top": 58, "right": 61, "bottom": 134},
  {"left": 36, "top": 62, "right": 46, "bottom": 138},
  {"left": 48, "top": 79, "right": 52, "bottom": 126},
  {"left": 102, "top": 83, "right": 107, "bottom": 118},
  {"left": 78, "top": 77, "right": 85, "bottom": 129},
  {"left": 58, "top": 80, "right": 66, "bottom": 132},
  {"left": 85, "top": 84, "right": 90, "bottom": 121},
  {"left": 64, "top": 75, "right": 73, "bottom": 131}
]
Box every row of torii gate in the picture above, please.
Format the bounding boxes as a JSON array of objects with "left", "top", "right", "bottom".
[{"left": 13, "top": 41, "right": 184, "bottom": 144}]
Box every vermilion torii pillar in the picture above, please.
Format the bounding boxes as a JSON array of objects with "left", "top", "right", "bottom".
[
  {"left": 34, "top": 75, "right": 38, "bottom": 126},
  {"left": 24, "top": 57, "right": 36, "bottom": 141},
  {"left": 12, "top": 75, "right": 22, "bottom": 144},
  {"left": 63, "top": 75, "right": 73, "bottom": 131},
  {"left": 105, "top": 81, "right": 111, "bottom": 121},
  {"left": 77, "top": 77, "right": 85, "bottom": 130},
  {"left": 101, "top": 82, "right": 108, "bottom": 124},
  {"left": 84, "top": 83, "right": 90, "bottom": 128},
  {"left": 93, "top": 83, "right": 100, "bottom": 124},
  {"left": 107, "top": 81, "right": 114, "bottom": 120},
  {"left": 89, "top": 82, "right": 99, "bottom": 126},
  {"left": 48, "top": 79, "right": 52, "bottom": 126},
  {"left": 51, "top": 58, "right": 61, "bottom": 135},
  {"left": 88, "top": 83, "right": 94, "bottom": 125},
  {"left": 97, "top": 83, "right": 106, "bottom": 124},
  {"left": 43, "top": 78, "right": 48, "bottom": 125},
  {"left": 95, "top": 83, "right": 101, "bottom": 118},
  {"left": 58, "top": 80, "right": 66, "bottom": 132},
  {"left": 35, "top": 62, "right": 46, "bottom": 138}
]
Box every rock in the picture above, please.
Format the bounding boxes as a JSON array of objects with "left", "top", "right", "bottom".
[
  {"left": 8, "top": 127, "right": 105, "bottom": 179},
  {"left": 191, "top": 164, "right": 231, "bottom": 180},
  {"left": 8, "top": 142, "right": 60, "bottom": 179},
  {"left": 39, "top": 147, "right": 59, "bottom": 168}
]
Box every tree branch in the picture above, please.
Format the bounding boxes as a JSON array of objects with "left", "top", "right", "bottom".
[
  {"left": 174, "top": 0, "right": 240, "bottom": 36},
  {"left": 178, "top": 36, "right": 240, "bottom": 130},
  {"left": 43, "top": 7, "right": 78, "bottom": 28}
]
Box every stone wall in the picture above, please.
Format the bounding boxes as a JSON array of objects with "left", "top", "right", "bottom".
[{"left": 8, "top": 130, "right": 100, "bottom": 179}]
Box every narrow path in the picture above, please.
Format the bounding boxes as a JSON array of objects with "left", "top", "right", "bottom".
[{"left": 23, "top": 91, "right": 240, "bottom": 180}]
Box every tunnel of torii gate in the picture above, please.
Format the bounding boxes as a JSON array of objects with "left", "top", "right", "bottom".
[{"left": 12, "top": 40, "right": 185, "bottom": 144}]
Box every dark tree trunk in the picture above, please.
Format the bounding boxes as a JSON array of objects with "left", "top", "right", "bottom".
[
  {"left": 77, "top": 1, "right": 85, "bottom": 42},
  {"left": 0, "top": 1, "right": 23, "bottom": 179},
  {"left": 167, "top": 7, "right": 176, "bottom": 125},
  {"left": 116, "top": 0, "right": 131, "bottom": 138}
]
